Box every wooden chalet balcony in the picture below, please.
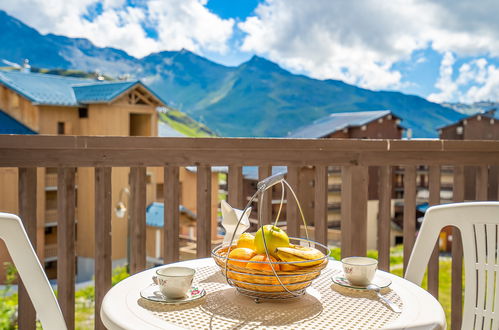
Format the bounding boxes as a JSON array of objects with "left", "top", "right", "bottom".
[
  {"left": 44, "top": 208, "right": 57, "bottom": 225},
  {"left": 1, "top": 135, "right": 499, "bottom": 330},
  {"left": 44, "top": 243, "right": 58, "bottom": 261}
]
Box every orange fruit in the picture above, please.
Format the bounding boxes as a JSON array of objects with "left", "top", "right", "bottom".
[
  {"left": 228, "top": 248, "right": 256, "bottom": 267},
  {"left": 246, "top": 254, "right": 281, "bottom": 271},
  {"left": 236, "top": 232, "right": 256, "bottom": 250}
]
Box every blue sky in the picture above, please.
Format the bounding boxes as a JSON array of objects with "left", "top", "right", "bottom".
[{"left": 1, "top": 0, "right": 498, "bottom": 103}]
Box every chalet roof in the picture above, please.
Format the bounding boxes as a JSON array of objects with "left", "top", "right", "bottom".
[
  {"left": 287, "top": 110, "right": 395, "bottom": 138},
  {"left": 185, "top": 166, "right": 228, "bottom": 173},
  {"left": 438, "top": 109, "right": 498, "bottom": 130},
  {"left": 146, "top": 202, "right": 196, "bottom": 228},
  {"left": 72, "top": 81, "right": 137, "bottom": 103},
  {"left": 0, "top": 70, "right": 166, "bottom": 106},
  {"left": 0, "top": 109, "right": 37, "bottom": 134},
  {"left": 242, "top": 166, "right": 288, "bottom": 181}
]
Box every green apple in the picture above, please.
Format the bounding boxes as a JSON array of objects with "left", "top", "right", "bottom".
[{"left": 254, "top": 225, "right": 290, "bottom": 257}]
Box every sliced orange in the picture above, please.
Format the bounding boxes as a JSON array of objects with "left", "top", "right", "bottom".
[
  {"left": 228, "top": 248, "right": 256, "bottom": 267},
  {"left": 246, "top": 254, "right": 281, "bottom": 271}
]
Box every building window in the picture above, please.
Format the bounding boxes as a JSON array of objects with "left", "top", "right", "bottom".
[
  {"left": 456, "top": 126, "right": 463, "bottom": 135},
  {"left": 57, "top": 122, "right": 65, "bottom": 135},
  {"left": 78, "top": 107, "right": 88, "bottom": 118}
]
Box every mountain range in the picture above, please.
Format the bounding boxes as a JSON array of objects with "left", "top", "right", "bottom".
[{"left": 0, "top": 10, "right": 465, "bottom": 138}]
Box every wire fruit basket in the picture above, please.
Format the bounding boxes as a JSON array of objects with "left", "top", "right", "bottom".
[{"left": 211, "top": 172, "right": 330, "bottom": 302}]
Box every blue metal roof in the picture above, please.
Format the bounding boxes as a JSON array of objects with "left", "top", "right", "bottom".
[
  {"left": 0, "top": 109, "right": 37, "bottom": 134},
  {"left": 287, "top": 110, "right": 393, "bottom": 138},
  {"left": 73, "top": 81, "right": 137, "bottom": 103},
  {"left": 0, "top": 70, "right": 166, "bottom": 106},
  {"left": 416, "top": 202, "right": 429, "bottom": 213},
  {"left": 146, "top": 202, "right": 196, "bottom": 228},
  {"left": 242, "top": 166, "right": 288, "bottom": 181}
]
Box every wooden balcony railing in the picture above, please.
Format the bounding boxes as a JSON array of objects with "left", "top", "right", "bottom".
[{"left": 1, "top": 135, "right": 499, "bottom": 330}]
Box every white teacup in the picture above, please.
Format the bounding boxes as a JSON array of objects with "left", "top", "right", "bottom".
[
  {"left": 154, "top": 267, "right": 195, "bottom": 299},
  {"left": 341, "top": 257, "right": 378, "bottom": 286}
]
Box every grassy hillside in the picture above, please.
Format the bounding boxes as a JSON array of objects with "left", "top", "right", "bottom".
[{"left": 158, "top": 109, "right": 216, "bottom": 137}]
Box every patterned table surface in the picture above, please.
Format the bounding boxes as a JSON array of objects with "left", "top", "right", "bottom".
[{"left": 101, "top": 258, "right": 446, "bottom": 330}]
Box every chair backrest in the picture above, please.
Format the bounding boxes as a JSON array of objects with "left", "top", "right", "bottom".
[
  {"left": 405, "top": 202, "right": 499, "bottom": 330},
  {"left": 0, "top": 213, "right": 67, "bottom": 329}
]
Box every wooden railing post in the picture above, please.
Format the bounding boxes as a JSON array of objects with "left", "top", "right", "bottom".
[
  {"left": 286, "top": 166, "right": 300, "bottom": 238},
  {"left": 164, "top": 166, "right": 180, "bottom": 264},
  {"left": 488, "top": 166, "right": 498, "bottom": 200},
  {"left": 402, "top": 166, "right": 416, "bottom": 273},
  {"left": 341, "top": 165, "right": 368, "bottom": 258},
  {"left": 377, "top": 165, "right": 391, "bottom": 271},
  {"left": 196, "top": 165, "right": 212, "bottom": 257},
  {"left": 258, "top": 166, "right": 273, "bottom": 225},
  {"left": 228, "top": 165, "right": 243, "bottom": 209},
  {"left": 452, "top": 165, "right": 465, "bottom": 330},
  {"left": 18, "top": 167, "right": 37, "bottom": 330},
  {"left": 476, "top": 165, "right": 488, "bottom": 200},
  {"left": 57, "top": 167, "right": 76, "bottom": 329},
  {"left": 427, "top": 165, "right": 441, "bottom": 298},
  {"left": 94, "top": 167, "right": 112, "bottom": 330},
  {"left": 129, "top": 167, "right": 146, "bottom": 274},
  {"left": 314, "top": 165, "right": 328, "bottom": 246}
]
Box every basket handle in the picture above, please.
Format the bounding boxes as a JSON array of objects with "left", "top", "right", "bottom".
[{"left": 223, "top": 171, "right": 312, "bottom": 297}]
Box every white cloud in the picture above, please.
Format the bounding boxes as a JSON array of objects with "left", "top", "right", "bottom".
[
  {"left": 239, "top": 0, "right": 499, "bottom": 92},
  {"left": 461, "top": 63, "right": 499, "bottom": 103},
  {"left": 147, "top": 0, "right": 234, "bottom": 56},
  {"left": 427, "top": 52, "right": 457, "bottom": 102},
  {"left": 429, "top": 55, "right": 499, "bottom": 103},
  {"left": 0, "top": 0, "right": 234, "bottom": 58}
]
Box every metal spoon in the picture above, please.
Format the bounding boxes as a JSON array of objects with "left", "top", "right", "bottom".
[{"left": 366, "top": 284, "right": 402, "bottom": 313}]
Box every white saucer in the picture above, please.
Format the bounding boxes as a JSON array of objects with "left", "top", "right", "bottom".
[
  {"left": 140, "top": 285, "right": 206, "bottom": 304},
  {"left": 332, "top": 274, "right": 392, "bottom": 290}
]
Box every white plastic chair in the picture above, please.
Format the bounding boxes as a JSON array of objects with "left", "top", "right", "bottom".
[
  {"left": 0, "top": 212, "right": 67, "bottom": 329},
  {"left": 405, "top": 202, "right": 499, "bottom": 329}
]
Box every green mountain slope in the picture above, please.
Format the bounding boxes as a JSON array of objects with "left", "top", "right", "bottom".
[{"left": 170, "top": 56, "right": 462, "bottom": 137}]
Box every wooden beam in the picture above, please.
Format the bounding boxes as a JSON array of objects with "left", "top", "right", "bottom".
[
  {"left": 403, "top": 166, "right": 416, "bottom": 273},
  {"left": 427, "top": 165, "right": 441, "bottom": 299},
  {"left": 94, "top": 167, "right": 112, "bottom": 330},
  {"left": 377, "top": 165, "right": 391, "bottom": 272},
  {"left": 57, "top": 167, "right": 76, "bottom": 330},
  {"left": 341, "top": 165, "right": 368, "bottom": 258},
  {"left": 196, "top": 165, "right": 212, "bottom": 257},
  {"left": 18, "top": 167, "right": 37, "bottom": 330},
  {"left": 314, "top": 165, "right": 328, "bottom": 247},
  {"left": 133, "top": 90, "right": 155, "bottom": 106},
  {"left": 164, "top": 166, "right": 180, "bottom": 264},
  {"left": 129, "top": 167, "right": 146, "bottom": 274}
]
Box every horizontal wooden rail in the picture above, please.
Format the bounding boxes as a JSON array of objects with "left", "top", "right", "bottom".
[{"left": 1, "top": 136, "right": 499, "bottom": 167}]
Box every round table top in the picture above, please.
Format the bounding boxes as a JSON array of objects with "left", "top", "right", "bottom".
[{"left": 101, "top": 258, "right": 446, "bottom": 330}]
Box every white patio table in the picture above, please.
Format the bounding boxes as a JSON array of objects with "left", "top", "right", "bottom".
[{"left": 101, "top": 258, "right": 446, "bottom": 330}]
